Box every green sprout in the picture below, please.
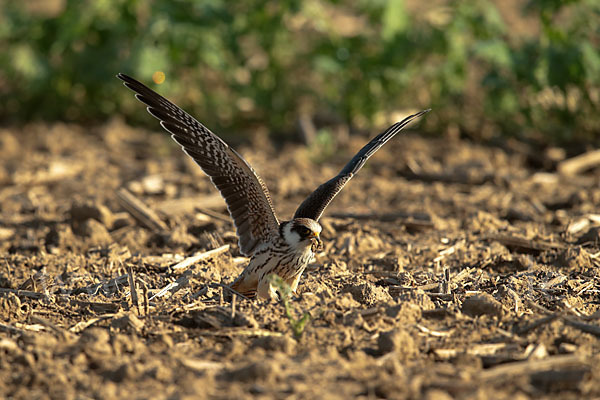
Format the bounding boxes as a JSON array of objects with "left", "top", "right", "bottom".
[{"left": 267, "top": 274, "right": 311, "bottom": 339}]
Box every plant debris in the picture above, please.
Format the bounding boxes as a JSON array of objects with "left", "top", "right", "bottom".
[{"left": 1, "top": 122, "right": 599, "bottom": 398}]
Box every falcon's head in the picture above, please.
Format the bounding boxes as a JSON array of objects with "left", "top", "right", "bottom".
[{"left": 281, "top": 218, "right": 323, "bottom": 253}]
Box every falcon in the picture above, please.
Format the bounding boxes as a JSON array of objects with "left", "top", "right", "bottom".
[{"left": 117, "top": 73, "right": 429, "bottom": 299}]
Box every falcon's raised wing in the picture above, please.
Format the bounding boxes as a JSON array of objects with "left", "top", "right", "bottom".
[
  {"left": 117, "top": 73, "right": 279, "bottom": 256},
  {"left": 293, "top": 110, "right": 430, "bottom": 221}
]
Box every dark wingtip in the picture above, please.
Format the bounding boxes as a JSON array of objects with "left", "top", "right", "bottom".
[
  {"left": 413, "top": 108, "right": 431, "bottom": 118},
  {"left": 398, "top": 108, "right": 431, "bottom": 125},
  {"left": 116, "top": 73, "right": 138, "bottom": 85}
]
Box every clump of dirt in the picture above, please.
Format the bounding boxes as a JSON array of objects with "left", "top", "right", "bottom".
[
  {"left": 461, "top": 293, "right": 504, "bottom": 317},
  {"left": 345, "top": 282, "right": 393, "bottom": 306},
  {"left": 1, "top": 121, "right": 600, "bottom": 398}
]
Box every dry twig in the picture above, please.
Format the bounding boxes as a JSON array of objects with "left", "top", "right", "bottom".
[
  {"left": 116, "top": 188, "right": 168, "bottom": 231},
  {"left": 557, "top": 149, "right": 600, "bottom": 176},
  {"left": 477, "top": 354, "right": 587, "bottom": 382},
  {"left": 127, "top": 265, "right": 139, "bottom": 313},
  {"left": 171, "top": 245, "right": 230, "bottom": 271},
  {"left": 487, "top": 233, "right": 565, "bottom": 252},
  {"left": 0, "top": 288, "right": 46, "bottom": 300}
]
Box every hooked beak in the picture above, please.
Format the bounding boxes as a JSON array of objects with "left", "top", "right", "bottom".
[{"left": 311, "top": 232, "right": 323, "bottom": 252}]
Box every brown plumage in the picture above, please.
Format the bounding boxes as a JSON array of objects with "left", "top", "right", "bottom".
[
  {"left": 118, "top": 73, "right": 278, "bottom": 256},
  {"left": 118, "top": 73, "right": 428, "bottom": 299},
  {"left": 293, "top": 110, "right": 430, "bottom": 221}
]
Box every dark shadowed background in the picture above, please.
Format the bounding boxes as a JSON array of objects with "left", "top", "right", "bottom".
[{"left": 1, "top": 0, "right": 599, "bottom": 143}]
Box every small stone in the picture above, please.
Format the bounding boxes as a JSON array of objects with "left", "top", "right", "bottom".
[
  {"left": 558, "top": 342, "right": 577, "bottom": 354},
  {"left": 141, "top": 175, "right": 165, "bottom": 195}
]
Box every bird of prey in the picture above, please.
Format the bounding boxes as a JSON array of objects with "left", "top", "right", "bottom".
[{"left": 117, "top": 73, "right": 429, "bottom": 299}]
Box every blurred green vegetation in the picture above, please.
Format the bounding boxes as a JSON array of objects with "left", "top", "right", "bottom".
[
  {"left": 1, "top": 0, "right": 598, "bottom": 142},
  {"left": 267, "top": 274, "right": 311, "bottom": 339}
]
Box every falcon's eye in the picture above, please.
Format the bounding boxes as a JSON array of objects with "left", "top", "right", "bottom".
[{"left": 297, "top": 226, "right": 311, "bottom": 237}]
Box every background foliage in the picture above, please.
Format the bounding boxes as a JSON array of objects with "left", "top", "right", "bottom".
[{"left": 1, "top": 0, "right": 598, "bottom": 142}]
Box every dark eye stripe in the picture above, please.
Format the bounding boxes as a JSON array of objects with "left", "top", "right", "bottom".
[{"left": 294, "top": 226, "right": 311, "bottom": 236}]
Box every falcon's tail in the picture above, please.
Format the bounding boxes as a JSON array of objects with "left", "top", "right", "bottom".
[{"left": 229, "top": 273, "right": 257, "bottom": 299}]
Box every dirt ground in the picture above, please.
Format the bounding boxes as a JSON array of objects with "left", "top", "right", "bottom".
[{"left": 1, "top": 120, "right": 599, "bottom": 399}]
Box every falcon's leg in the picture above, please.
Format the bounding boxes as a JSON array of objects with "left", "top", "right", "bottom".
[{"left": 286, "top": 274, "right": 303, "bottom": 294}]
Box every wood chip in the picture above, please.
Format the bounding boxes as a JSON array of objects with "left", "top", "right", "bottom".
[
  {"left": 171, "top": 244, "right": 230, "bottom": 271},
  {"left": 149, "top": 271, "right": 192, "bottom": 301},
  {"left": 487, "top": 233, "right": 565, "bottom": 252},
  {"left": 127, "top": 265, "right": 139, "bottom": 313},
  {"left": 433, "top": 343, "right": 513, "bottom": 359},
  {"left": 195, "top": 328, "right": 283, "bottom": 337},
  {"left": 116, "top": 187, "right": 168, "bottom": 232},
  {"left": 68, "top": 299, "right": 120, "bottom": 314},
  {"left": 0, "top": 322, "right": 26, "bottom": 333},
  {"left": 477, "top": 354, "right": 586, "bottom": 382},
  {"left": 563, "top": 317, "right": 600, "bottom": 337},
  {"left": 416, "top": 324, "right": 452, "bottom": 337},
  {"left": 180, "top": 358, "right": 226, "bottom": 372},
  {"left": 557, "top": 149, "right": 600, "bottom": 176},
  {"left": 0, "top": 288, "right": 47, "bottom": 300},
  {"left": 69, "top": 315, "right": 115, "bottom": 333},
  {"left": 78, "top": 274, "right": 130, "bottom": 296}
]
